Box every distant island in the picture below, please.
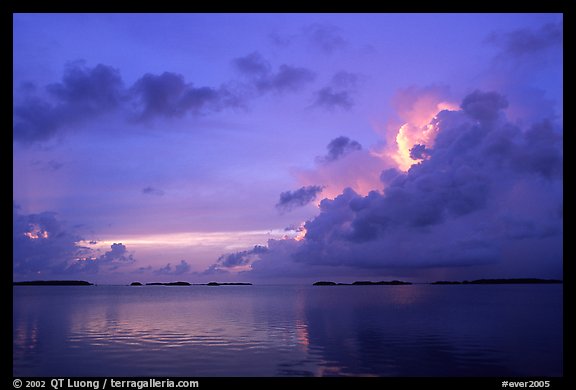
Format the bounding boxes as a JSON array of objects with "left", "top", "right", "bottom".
[
  {"left": 131, "top": 281, "right": 253, "bottom": 286},
  {"left": 145, "top": 281, "right": 191, "bottom": 286},
  {"left": 312, "top": 278, "right": 563, "bottom": 287},
  {"left": 13, "top": 280, "right": 94, "bottom": 286},
  {"left": 313, "top": 280, "right": 412, "bottom": 286},
  {"left": 431, "top": 278, "right": 563, "bottom": 285}
]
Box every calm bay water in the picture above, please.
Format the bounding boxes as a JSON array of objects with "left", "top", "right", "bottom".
[{"left": 13, "top": 284, "right": 562, "bottom": 377}]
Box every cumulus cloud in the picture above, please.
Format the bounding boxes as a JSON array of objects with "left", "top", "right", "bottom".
[
  {"left": 313, "top": 71, "right": 359, "bottom": 111},
  {"left": 276, "top": 185, "right": 324, "bottom": 212},
  {"left": 460, "top": 90, "right": 509, "bottom": 123},
  {"left": 13, "top": 55, "right": 320, "bottom": 144},
  {"left": 204, "top": 245, "right": 268, "bottom": 274},
  {"left": 130, "top": 71, "right": 238, "bottom": 120},
  {"left": 13, "top": 205, "right": 84, "bottom": 276},
  {"left": 96, "top": 243, "right": 135, "bottom": 268},
  {"left": 297, "top": 136, "right": 387, "bottom": 200},
  {"left": 322, "top": 136, "right": 362, "bottom": 162},
  {"left": 13, "top": 204, "right": 136, "bottom": 279},
  {"left": 210, "top": 90, "right": 563, "bottom": 280},
  {"left": 13, "top": 62, "right": 125, "bottom": 144},
  {"left": 233, "top": 52, "right": 316, "bottom": 94},
  {"left": 156, "top": 260, "right": 191, "bottom": 275},
  {"left": 13, "top": 62, "right": 235, "bottom": 143},
  {"left": 47, "top": 61, "right": 125, "bottom": 111},
  {"left": 486, "top": 21, "right": 563, "bottom": 59},
  {"left": 481, "top": 21, "right": 562, "bottom": 126}
]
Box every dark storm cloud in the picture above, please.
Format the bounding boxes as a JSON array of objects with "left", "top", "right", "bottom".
[
  {"left": 13, "top": 62, "right": 125, "bottom": 144},
  {"left": 233, "top": 52, "right": 316, "bottom": 94},
  {"left": 47, "top": 62, "right": 124, "bottom": 110},
  {"left": 322, "top": 136, "right": 362, "bottom": 162},
  {"left": 13, "top": 205, "right": 84, "bottom": 276},
  {"left": 14, "top": 56, "right": 316, "bottom": 144},
  {"left": 409, "top": 144, "right": 431, "bottom": 160},
  {"left": 296, "top": 90, "right": 561, "bottom": 267},
  {"left": 13, "top": 204, "right": 137, "bottom": 278},
  {"left": 276, "top": 185, "right": 324, "bottom": 212},
  {"left": 460, "top": 90, "right": 509, "bottom": 123},
  {"left": 130, "top": 71, "right": 237, "bottom": 120},
  {"left": 486, "top": 21, "right": 563, "bottom": 58},
  {"left": 211, "top": 90, "right": 562, "bottom": 278}
]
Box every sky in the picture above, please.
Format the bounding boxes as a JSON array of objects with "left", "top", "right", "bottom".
[{"left": 13, "top": 13, "right": 563, "bottom": 284}]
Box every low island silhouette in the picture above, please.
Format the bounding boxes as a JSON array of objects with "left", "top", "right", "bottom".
[
  {"left": 430, "top": 278, "right": 562, "bottom": 285},
  {"left": 131, "top": 281, "right": 253, "bottom": 286},
  {"left": 13, "top": 280, "right": 94, "bottom": 286},
  {"left": 13, "top": 280, "right": 252, "bottom": 286},
  {"left": 312, "top": 278, "right": 562, "bottom": 286},
  {"left": 13, "top": 278, "right": 562, "bottom": 287}
]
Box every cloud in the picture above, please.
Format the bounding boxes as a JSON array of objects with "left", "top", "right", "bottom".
[
  {"left": 313, "top": 71, "right": 359, "bottom": 111},
  {"left": 322, "top": 136, "right": 362, "bottom": 162},
  {"left": 409, "top": 144, "right": 431, "bottom": 160},
  {"left": 13, "top": 205, "right": 84, "bottom": 276},
  {"left": 480, "top": 21, "right": 562, "bottom": 128},
  {"left": 296, "top": 136, "right": 386, "bottom": 200},
  {"left": 96, "top": 243, "right": 135, "bottom": 268},
  {"left": 314, "top": 87, "right": 354, "bottom": 111},
  {"left": 210, "top": 90, "right": 563, "bottom": 280},
  {"left": 13, "top": 204, "right": 137, "bottom": 279},
  {"left": 263, "top": 65, "right": 316, "bottom": 93},
  {"left": 142, "top": 186, "right": 165, "bottom": 196},
  {"left": 130, "top": 71, "right": 238, "bottom": 120},
  {"left": 233, "top": 51, "right": 271, "bottom": 77},
  {"left": 31, "top": 159, "right": 64, "bottom": 171},
  {"left": 61, "top": 242, "right": 136, "bottom": 275},
  {"left": 14, "top": 55, "right": 318, "bottom": 144},
  {"left": 486, "top": 21, "right": 563, "bottom": 59},
  {"left": 460, "top": 90, "right": 509, "bottom": 123},
  {"left": 204, "top": 245, "right": 268, "bottom": 275},
  {"left": 233, "top": 52, "right": 316, "bottom": 94},
  {"left": 46, "top": 61, "right": 125, "bottom": 111},
  {"left": 276, "top": 185, "right": 324, "bottom": 212},
  {"left": 304, "top": 23, "right": 347, "bottom": 54},
  {"left": 13, "top": 62, "right": 125, "bottom": 144},
  {"left": 156, "top": 260, "right": 191, "bottom": 275}
]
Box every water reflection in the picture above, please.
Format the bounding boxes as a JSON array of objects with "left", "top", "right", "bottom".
[
  {"left": 13, "top": 285, "right": 562, "bottom": 377},
  {"left": 301, "top": 285, "right": 562, "bottom": 376}
]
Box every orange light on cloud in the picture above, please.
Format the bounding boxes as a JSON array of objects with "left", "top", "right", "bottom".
[
  {"left": 389, "top": 100, "right": 459, "bottom": 172},
  {"left": 23, "top": 223, "right": 49, "bottom": 240},
  {"left": 294, "top": 225, "right": 307, "bottom": 241}
]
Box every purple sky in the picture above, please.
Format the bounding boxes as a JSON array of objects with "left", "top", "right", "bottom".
[{"left": 13, "top": 13, "right": 563, "bottom": 284}]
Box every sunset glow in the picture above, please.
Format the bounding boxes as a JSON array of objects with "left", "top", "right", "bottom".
[{"left": 13, "top": 13, "right": 562, "bottom": 285}]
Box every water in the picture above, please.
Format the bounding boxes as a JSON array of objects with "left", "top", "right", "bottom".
[{"left": 13, "top": 284, "right": 562, "bottom": 377}]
